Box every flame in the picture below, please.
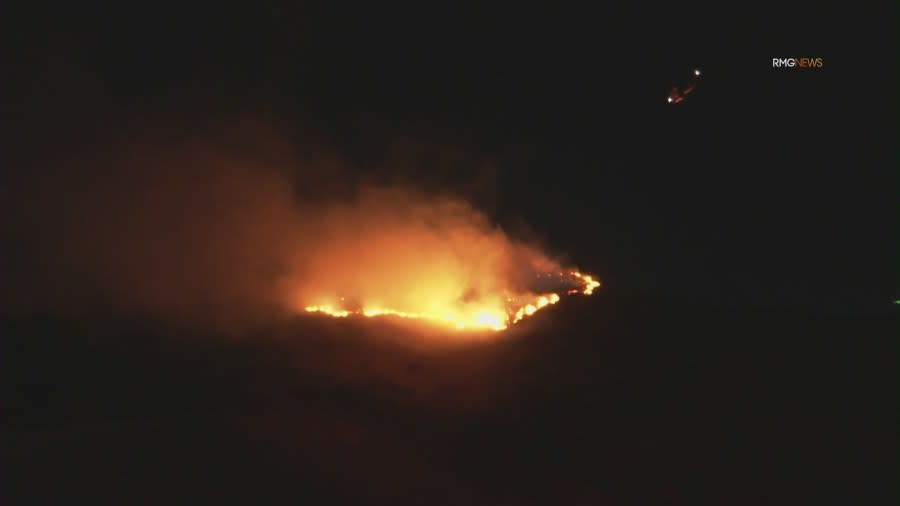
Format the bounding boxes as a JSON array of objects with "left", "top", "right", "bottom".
[
  {"left": 571, "top": 271, "right": 601, "bottom": 295},
  {"left": 282, "top": 187, "right": 602, "bottom": 333},
  {"left": 303, "top": 272, "right": 597, "bottom": 332}
]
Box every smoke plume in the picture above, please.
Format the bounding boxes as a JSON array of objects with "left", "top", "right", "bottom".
[{"left": 3, "top": 116, "right": 581, "bottom": 334}]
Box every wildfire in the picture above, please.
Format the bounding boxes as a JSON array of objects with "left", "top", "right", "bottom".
[
  {"left": 570, "top": 271, "right": 601, "bottom": 295},
  {"left": 281, "top": 186, "right": 603, "bottom": 333},
  {"left": 303, "top": 271, "right": 599, "bottom": 332}
]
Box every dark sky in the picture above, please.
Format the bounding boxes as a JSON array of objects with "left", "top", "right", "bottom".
[{"left": 4, "top": 2, "right": 898, "bottom": 314}]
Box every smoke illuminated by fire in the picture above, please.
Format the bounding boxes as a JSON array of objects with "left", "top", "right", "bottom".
[
  {"left": 289, "top": 187, "right": 601, "bottom": 332},
  {"left": 3, "top": 118, "right": 602, "bottom": 335}
]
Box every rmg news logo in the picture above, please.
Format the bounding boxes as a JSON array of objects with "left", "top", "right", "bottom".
[{"left": 772, "top": 57, "right": 823, "bottom": 68}]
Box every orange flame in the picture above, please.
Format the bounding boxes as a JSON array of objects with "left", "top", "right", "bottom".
[
  {"left": 281, "top": 187, "right": 602, "bottom": 333},
  {"left": 571, "top": 271, "right": 601, "bottom": 295},
  {"left": 303, "top": 272, "right": 597, "bottom": 332}
]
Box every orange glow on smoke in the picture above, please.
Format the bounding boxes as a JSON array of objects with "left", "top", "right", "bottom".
[{"left": 283, "top": 187, "right": 602, "bottom": 333}]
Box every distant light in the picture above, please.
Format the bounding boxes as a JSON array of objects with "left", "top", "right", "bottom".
[
  {"left": 667, "top": 97, "right": 673, "bottom": 103},
  {"left": 694, "top": 68, "right": 701, "bottom": 76}
]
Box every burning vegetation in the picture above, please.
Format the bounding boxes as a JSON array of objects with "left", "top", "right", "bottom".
[
  {"left": 290, "top": 187, "right": 601, "bottom": 332},
  {"left": 303, "top": 270, "right": 599, "bottom": 331},
  {"left": 4, "top": 120, "right": 600, "bottom": 335}
]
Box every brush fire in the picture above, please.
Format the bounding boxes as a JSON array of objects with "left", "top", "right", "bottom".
[
  {"left": 303, "top": 270, "right": 599, "bottom": 331},
  {"left": 5, "top": 127, "right": 601, "bottom": 334},
  {"left": 293, "top": 188, "right": 601, "bottom": 332}
]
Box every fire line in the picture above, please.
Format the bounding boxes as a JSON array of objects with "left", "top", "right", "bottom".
[{"left": 304, "top": 271, "right": 600, "bottom": 331}]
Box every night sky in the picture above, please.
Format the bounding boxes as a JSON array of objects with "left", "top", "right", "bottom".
[{"left": 5, "top": 2, "right": 897, "bottom": 313}]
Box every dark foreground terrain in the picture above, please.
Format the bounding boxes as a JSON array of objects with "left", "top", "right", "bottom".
[{"left": 3, "top": 297, "right": 896, "bottom": 505}]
